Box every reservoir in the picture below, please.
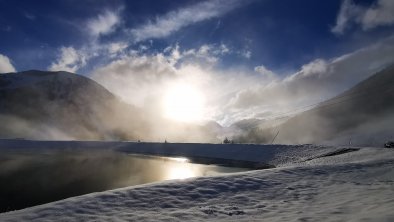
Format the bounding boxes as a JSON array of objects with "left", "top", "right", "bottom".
[{"left": 0, "top": 149, "right": 251, "bottom": 213}]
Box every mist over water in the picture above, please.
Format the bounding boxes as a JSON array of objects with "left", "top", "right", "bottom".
[
  {"left": 1, "top": 63, "right": 394, "bottom": 146},
  {"left": 0, "top": 149, "right": 247, "bottom": 212}
]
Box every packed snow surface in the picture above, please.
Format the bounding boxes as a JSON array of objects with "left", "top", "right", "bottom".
[{"left": 0, "top": 141, "right": 393, "bottom": 221}]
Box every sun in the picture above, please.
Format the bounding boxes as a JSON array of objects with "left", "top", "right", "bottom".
[{"left": 163, "top": 83, "right": 205, "bottom": 122}]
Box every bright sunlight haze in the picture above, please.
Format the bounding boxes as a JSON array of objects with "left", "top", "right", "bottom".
[{"left": 163, "top": 83, "right": 205, "bottom": 123}]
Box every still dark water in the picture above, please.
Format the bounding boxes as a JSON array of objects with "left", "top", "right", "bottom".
[{"left": 0, "top": 149, "right": 250, "bottom": 212}]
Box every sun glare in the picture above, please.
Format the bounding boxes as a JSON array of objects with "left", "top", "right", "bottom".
[
  {"left": 167, "top": 157, "right": 189, "bottom": 163},
  {"left": 166, "top": 165, "right": 196, "bottom": 180},
  {"left": 163, "top": 84, "right": 205, "bottom": 122}
]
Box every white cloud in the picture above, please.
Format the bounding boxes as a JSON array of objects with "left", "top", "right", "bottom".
[
  {"left": 49, "top": 47, "right": 87, "bottom": 73},
  {"left": 362, "top": 0, "right": 394, "bottom": 30},
  {"left": 92, "top": 52, "right": 178, "bottom": 106},
  {"left": 91, "top": 36, "right": 394, "bottom": 125},
  {"left": 129, "top": 0, "right": 245, "bottom": 42},
  {"left": 87, "top": 10, "right": 120, "bottom": 37},
  {"left": 91, "top": 44, "right": 227, "bottom": 115},
  {"left": 182, "top": 43, "right": 230, "bottom": 64},
  {"left": 287, "top": 59, "right": 329, "bottom": 80},
  {"left": 91, "top": 43, "right": 264, "bottom": 126},
  {"left": 0, "top": 54, "right": 16, "bottom": 73},
  {"left": 107, "top": 42, "right": 128, "bottom": 56},
  {"left": 228, "top": 36, "right": 394, "bottom": 121},
  {"left": 92, "top": 43, "right": 230, "bottom": 107},
  {"left": 332, "top": 0, "right": 394, "bottom": 34},
  {"left": 241, "top": 50, "right": 252, "bottom": 59},
  {"left": 331, "top": 0, "right": 361, "bottom": 34},
  {"left": 254, "top": 65, "right": 276, "bottom": 80}
]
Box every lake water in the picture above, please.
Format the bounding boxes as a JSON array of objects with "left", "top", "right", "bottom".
[{"left": 0, "top": 149, "right": 251, "bottom": 212}]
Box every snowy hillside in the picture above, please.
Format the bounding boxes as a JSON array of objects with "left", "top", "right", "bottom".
[
  {"left": 0, "top": 70, "right": 221, "bottom": 142},
  {"left": 232, "top": 65, "right": 394, "bottom": 146},
  {"left": 1, "top": 141, "right": 393, "bottom": 221},
  {"left": 276, "top": 65, "right": 394, "bottom": 145},
  {"left": 0, "top": 70, "right": 147, "bottom": 140}
]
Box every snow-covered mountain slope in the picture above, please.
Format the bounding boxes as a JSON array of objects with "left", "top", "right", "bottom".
[
  {"left": 276, "top": 65, "right": 394, "bottom": 145},
  {"left": 0, "top": 70, "right": 147, "bottom": 140},
  {"left": 0, "top": 70, "right": 220, "bottom": 142},
  {"left": 1, "top": 142, "right": 393, "bottom": 221},
  {"left": 234, "top": 65, "right": 394, "bottom": 146}
]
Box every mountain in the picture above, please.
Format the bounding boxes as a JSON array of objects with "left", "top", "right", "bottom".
[
  {"left": 275, "top": 64, "right": 394, "bottom": 145},
  {"left": 0, "top": 70, "right": 147, "bottom": 140},
  {"left": 232, "top": 65, "right": 394, "bottom": 146},
  {"left": 0, "top": 70, "right": 220, "bottom": 142},
  {"left": 4, "top": 66, "right": 391, "bottom": 145}
]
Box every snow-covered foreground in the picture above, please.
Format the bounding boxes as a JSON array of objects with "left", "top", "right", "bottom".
[{"left": 1, "top": 142, "right": 393, "bottom": 221}]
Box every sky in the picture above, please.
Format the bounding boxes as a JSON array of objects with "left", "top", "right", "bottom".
[{"left": 0, "top": 0, "right": 394, "bottom": 125}]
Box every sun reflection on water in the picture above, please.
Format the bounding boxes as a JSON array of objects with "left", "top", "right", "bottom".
[
  {"left": 166, "top": 165, "right": 196, "bottom": 180},
  {"left": 167, "top": 157, "right": 189, "bottom": 163}
]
